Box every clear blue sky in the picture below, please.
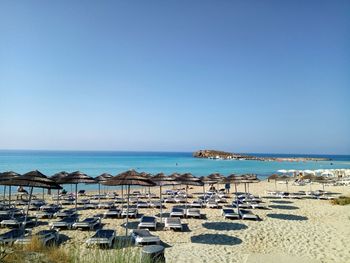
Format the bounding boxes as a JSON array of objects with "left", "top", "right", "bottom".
[{"left": 0, "top": 1, "right": 349, "bottom": 154}]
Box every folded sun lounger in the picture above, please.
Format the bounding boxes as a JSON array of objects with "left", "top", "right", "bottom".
[
  {"left": 131, "top": 229, "right": 160, "bottom": 246},
  {"left": 86, "top": 229, "right": 116, "bottom": 248},
  {"left": 138, "top": 216, "right": 157, "bottom": 230}
]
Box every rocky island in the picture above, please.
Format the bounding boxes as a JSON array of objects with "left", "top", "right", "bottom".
[{"left": 193, "top": 150, "right": 331, "bottom": 162}]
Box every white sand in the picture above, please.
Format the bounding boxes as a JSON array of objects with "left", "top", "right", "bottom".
[{"left": 2, "top": 181, "right": 350, "bottom": 263}]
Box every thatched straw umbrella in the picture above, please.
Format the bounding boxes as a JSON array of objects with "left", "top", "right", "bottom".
[
  {"left": 176, "top": 173, "right": 203, "bottom": 209},
  {"left": 95, "top": 173, "right": 113, "bottom": 204},
  {"left": 276, "top": 175, "right": 291, "bottom": 192},
  {"left": 151, "top": 173, "right": 178, "bottom": 224},
  {"left": 0, "top": 170, "right": 62, "bottom": 225},
  {"left": 199, "top": 176, "right": 218, "bottom": 196},
  {"left": 267, "top": 174, "right": 280, "bottom": 191},
  {"left": 59, "top": 171, "right": 96, "bottom": 210},
  {"left": 0, "top": 171, "right": 20, "bottom": 205},
  {"left": 102, "top": 170, "right": 155, "bottom": 236},
  {"left": 51, "top": 171, "right": 69, "bottom": 205},
  {"left": 301, "top": 174, "right": 315, "bottom": 191}
]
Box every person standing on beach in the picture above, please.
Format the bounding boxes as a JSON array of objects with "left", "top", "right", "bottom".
[{"left": 225, "top": 182, "right": 230, "bottom": 193}]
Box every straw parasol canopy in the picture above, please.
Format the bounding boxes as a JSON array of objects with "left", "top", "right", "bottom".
[
  {"left": 207, "top": 173, "right": 224, "bottom": 182},
  {"left": 0, "top": 170, "right": 62, "bottom": 225},
  {"left": 58, "top": 171, "right": 96, "bottom": 210},
  {"left": 267, "top": 174, "right": 280, "bottom": 190},
  {"left": 51, "top": 171, "right": 69, "bottom": 184},
  {"left": 176, "top": 173, "right": 203, "bottom": 208},
  {"left": 276, "top": 175, "right": 292, "bottom": 191},
  {"left": 94, "top": 173, "right": 113, "bottom": 203},
  {"left": 0, "top": 171, "right": 21, "bottom": 205},
  {"left": 102, "top": 170, "right": 156, "bottom": 236}
]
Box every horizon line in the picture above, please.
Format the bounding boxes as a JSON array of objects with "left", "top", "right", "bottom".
[{"left": 0, "top": 148, "right": 348, "bottom": 156}]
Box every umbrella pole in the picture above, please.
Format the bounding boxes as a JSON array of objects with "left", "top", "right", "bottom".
[
  {"left": 57, "top": 189, "right": 60, "bottom": 206},
  {"left": 75, "top": 184, "right": 78, "bottom": 211},
  {"left": 42, "top": 188, "right": 44, "bottom": 200},
  {"left": 275, "top": 180, "right": 277, "bottom": 191},
  {"left": 235, "top": 183, "right": 239, "bottom": 214},
  {"left": 8, "top": 186, "right": 11, "bottom": 206},
  {"left": 286, "top": 181, "right": 289, "bottom": 192},
  {"left": 125, "top": 184, "right": 130, "bottom": 237},
  {"left": 185, "top": 184, "right": 188, "bottom": 210},
  {"left": 121, "top": 185, "right": 124, "bottom": 200},
  {"left": 160, "top": 185, "right": 162, "bottom": 225},
  {"left": 98, "top": 183, "right": 101, "bottom": 206},
  {"left": 3, "top": 186, "right": 6, "bottom": 202},
  {"left": 24, "top": 186, "right": 34, "bottom": 227}
]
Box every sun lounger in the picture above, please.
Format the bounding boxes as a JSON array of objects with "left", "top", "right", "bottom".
[
  {"left": 170, "top": 207, "right": 184, "bottom": 217},
  {"left": 84, "top": 203, "right": 98, "bottom": 209},
  {"left": 186, "top": 208, "right": 202, "bottom": 218},
  {"left": 164, "top": 217, "right": 183, "bottom": 231},
  {"left": 0, "top": 229, "right": 27, "bottom": 244},
  {"left": 77, "top": 199, "right": 90, "bottom": 205},
  {"left": 86, "top": 229, "right": 116, "bottom": 248},
  {"left": 206, "top": 199, "right": 219, "bottom": 208},
  {"left": 131, "top": 229, "right": 160, "bottom": 246},
  {"left": 60, "top": 199, "right": 75, "bottom": 205},
  {"left": 239, "top": 209, "right": 259, "bottom": 221},
  {"left": 15, "top": 229, "right": 60, "bottom": 246},
  {"left": 98, "top": 202, "right": 115, "bottom": 209},
  {"left": 150, "top": 201, "right": 163, "bottom": 208},
  {"left": 138, "top": 216, "right": 157, "bottom": 230},
  {"left": 189, "top": 200, "right": 204, "bottom": 208},
  {"left": 1, "top": 216, "right": 37, "bottom": 228},
  {"left": 222, "top": 208, "right": 240, "bottom": 219},
  {"left": 249, "top": 202, "right": 267, "bottom": 209},
  {"left": 103, "top": 208, "right": 121, "bottom": 218},
  {"left": 35, "top": 208, "right": 58, "bottom": 219},
  {"left": 137, "top": 201, "right": 150, "bottom": 208},
  {"left": 54, "top": 209, "right": 77, "bottom": 218},
  {"left": 121, "top": 208, "right": 138, "bottom": 218},
  {"left": 50, "top": 217, "right": 77, "bottom": 230},
  {"left": 73, "top": 217, "right": 101, "bottom": 230},
  {"left": 163, "top": 197, "right": 176, "bottom": 203}
]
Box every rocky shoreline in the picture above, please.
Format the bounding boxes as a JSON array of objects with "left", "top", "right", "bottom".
[{"left": 193, "top": 150, "right": 331, "bottom": 162}]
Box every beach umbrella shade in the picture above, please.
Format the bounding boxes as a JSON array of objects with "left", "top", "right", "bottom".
[
  {"left": 0, "top": 171, "right": 20, "bottom": 205},
  {"left": 102, "top": 170, "right": 156, "bottom": 236},
  {"left": 226, "top": 174, "right": 246, "bottom": 213},
  {"left": 207, "top": 173, "right": 225, "bottom": 190},
  {"left": 51, "top": 171, "right": 69, "bottom": 205},
  {"left": 59, "top": 171, "right": 96, "bottom": 210},
  {"left": 267, "top": 174, "right": 280, "bottom": 191},
  {"left": 276, "top": 175, "right": 291, "bottom": 192},
  {"left": 95, "top": 173, "right": 113, "bottom": 204},
  {"left": 301, "top": 174, "right": 315, "bottom": 191},
  {"left": 0, "top": 170, "right": 62, "bottom": 225},
  {"left": 176, "top": 173, "right": 203, "bottom": 209},
  {"left": 139, "top": 172, "right": 152, "bottom": 198},
  {"left": 169, "top": 173, "right": 182, "bottom": 189},
  {"left": 200, "top": 176, "right": 219, "bottom": 196},
  {"left": 151, "top": 173, "right": 178, "bottom": 224}
]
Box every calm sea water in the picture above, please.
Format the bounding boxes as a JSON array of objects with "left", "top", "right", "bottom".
[{"left": 1, "top": 150, "right": 350, "bottom": 192}]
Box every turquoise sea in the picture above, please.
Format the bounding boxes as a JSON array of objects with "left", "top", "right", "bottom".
[{"left": 1, "top": 150, "right": 350, "bottom": 192}]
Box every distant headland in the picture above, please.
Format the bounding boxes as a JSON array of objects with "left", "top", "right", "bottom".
[{"left": 193, "top": 150, "right": 331, "bottom": 162}]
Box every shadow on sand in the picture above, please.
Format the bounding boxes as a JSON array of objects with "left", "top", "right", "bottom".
[
  {"left": 271, "top": 200, "right": 294, "bottom": 204},
  {"left": 267, "top": 213, "right": 308, "bottom": 221},
  {"left": 191, "top": 234, "right": 242, "bottom": 245},
  {"left": 202, "top": 222, "right": 248, "bottom": 231},
  {"left": 269, "top": 205, "right": 299, "bottom": 210}
]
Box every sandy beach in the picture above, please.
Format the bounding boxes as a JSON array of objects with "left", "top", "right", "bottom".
[{"left": 2, "top": 181, "right": 349, "bottom": 263}]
